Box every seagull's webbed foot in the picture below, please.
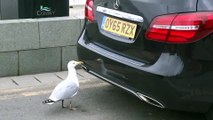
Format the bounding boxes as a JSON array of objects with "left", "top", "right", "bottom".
[{"left": 69, "top": 101, "right": 78, "bottom": 111}]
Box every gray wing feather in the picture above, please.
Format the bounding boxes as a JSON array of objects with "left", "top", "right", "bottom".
[{"left": 49, "top": 78, "right": 79, "bottom": 101}]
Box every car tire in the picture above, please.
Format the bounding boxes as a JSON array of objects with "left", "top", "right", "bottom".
[{"left": 206, "top": 106, "right": 213, "bottom": 120}]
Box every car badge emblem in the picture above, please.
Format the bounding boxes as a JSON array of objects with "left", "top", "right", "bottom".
[{"left": 113, "top": 0, "right": 120, "bottom": 9}]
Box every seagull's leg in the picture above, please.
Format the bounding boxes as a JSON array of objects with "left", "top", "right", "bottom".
[
  {"left": 62, "top": 100, "right": 65, "bottom": 108},
  {"left": 69, "top": 101, "right": 72, "bottom": 109}
]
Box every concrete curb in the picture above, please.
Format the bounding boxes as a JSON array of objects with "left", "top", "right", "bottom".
[{"left": 0, "top": 69, "right": 97, "bottom": 92}]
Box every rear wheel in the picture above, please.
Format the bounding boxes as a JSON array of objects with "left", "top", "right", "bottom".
[{"left": 206, "top": 106, "right": 213, "bottom": 120}]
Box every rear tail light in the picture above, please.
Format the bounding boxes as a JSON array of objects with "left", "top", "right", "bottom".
[
  {"left": 85, "top": 0, "right": 94, "bottom": 22},
  {"left": 146, "top": 12, "right": 213, "bottom": 44}
]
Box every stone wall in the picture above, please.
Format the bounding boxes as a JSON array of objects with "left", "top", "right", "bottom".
[{"left": 0, "top": 17, "right": 84, "bottom": 77}]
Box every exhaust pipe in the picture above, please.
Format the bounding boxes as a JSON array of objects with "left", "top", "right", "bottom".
[
  {"left": 80, "top": 65, "right": 165, "bottom": 109},
  {"left": 137, "top": 92, "right": 165, "bottom": 108}
]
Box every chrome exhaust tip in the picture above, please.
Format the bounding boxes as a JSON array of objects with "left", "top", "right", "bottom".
[{"left": 136, "top": 92, "right": 165, "bottom": 108}]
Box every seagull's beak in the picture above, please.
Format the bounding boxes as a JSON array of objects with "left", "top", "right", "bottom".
[{"left": 76, "top": 61, "right": 84, "bottom": 65}]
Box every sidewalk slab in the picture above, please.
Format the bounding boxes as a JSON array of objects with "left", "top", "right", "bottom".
[
  {"left": 55, "top": 70, "right": 85, "bottom": 80},
  {"left": 11, "top": 75, "right": 41, "bottom": 87},
  {"left": 0, "top": 69, "right": 98, "bottom": 91},
  {"left": 0, "top": 77, "right": 17, "bottom": 90},
  {"left": 34, "top": 73, "right": 62, "bottom": 85},
  {"left": 55, "top": 71, "right": 68, "bottom": 80}
]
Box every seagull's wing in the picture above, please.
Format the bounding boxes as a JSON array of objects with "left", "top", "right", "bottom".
[{"left": 49, "top": 78, "right": 79, "bottom": 102}]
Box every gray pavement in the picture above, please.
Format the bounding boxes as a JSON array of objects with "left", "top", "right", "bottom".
[{"left": 0, "top": 69, "right": 205, "bottom": 120}]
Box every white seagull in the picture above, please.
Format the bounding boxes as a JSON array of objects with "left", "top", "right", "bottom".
[{"left": 42, "top": 60, "right": 83, "bottom": 108}]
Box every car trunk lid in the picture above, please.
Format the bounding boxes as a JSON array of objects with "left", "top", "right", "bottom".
[{"left": 85, "top": 0, "right": 197, "bottom": 64}]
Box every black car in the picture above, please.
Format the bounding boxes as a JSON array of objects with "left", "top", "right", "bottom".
[{"left": 77, "top": 0, "right": 213, "bottom": 118}]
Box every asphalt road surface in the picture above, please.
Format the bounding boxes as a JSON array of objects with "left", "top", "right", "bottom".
[{"left": 0, "top": 71, "right": 205, "bottom": 120}]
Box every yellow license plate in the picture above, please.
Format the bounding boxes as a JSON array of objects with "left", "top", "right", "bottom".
[{"left": 101, "top": 16, "right": 137, "bottom": 39}]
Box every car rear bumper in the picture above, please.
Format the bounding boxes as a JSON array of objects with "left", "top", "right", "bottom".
[{"left": 77, "top": 30, "right": 212, "bottom": 113}]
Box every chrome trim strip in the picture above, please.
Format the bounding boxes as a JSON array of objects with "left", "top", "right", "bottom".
[{"left": 97, "top": 6, "right": 144, "bottom": 23}]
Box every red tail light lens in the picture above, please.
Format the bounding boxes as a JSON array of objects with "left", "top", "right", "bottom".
[
  {"left": 146, "top": 12, "right": 213, "bottom": 44},
  {"left": 85, "top": 0, "right": 94, "bottom": 22}
]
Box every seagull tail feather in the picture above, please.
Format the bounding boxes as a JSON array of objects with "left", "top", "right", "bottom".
[{"left": 42, "top": 99, "right": 55, "bottom": 105}]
